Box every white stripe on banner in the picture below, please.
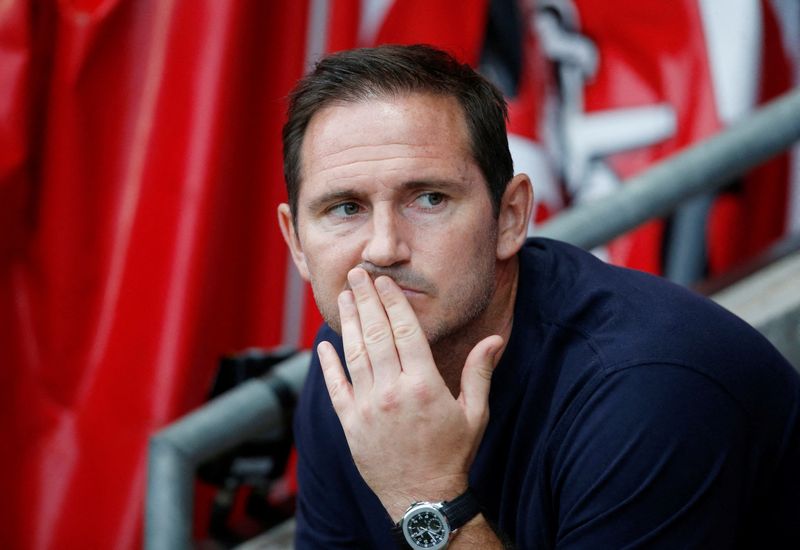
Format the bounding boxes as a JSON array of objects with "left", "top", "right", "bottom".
[
  {"left": 305, "top": 0, "right": 330, "bottom": 69},
  {"left": 697, "top": 0, "right": 762, "bottom": 124}
]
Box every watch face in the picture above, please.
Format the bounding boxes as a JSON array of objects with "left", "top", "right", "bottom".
[{"left": 403, "top": 505, "right": 449, "bottom": 549}]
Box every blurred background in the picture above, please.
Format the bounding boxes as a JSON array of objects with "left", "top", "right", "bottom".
[{"left": 1, "top": 0, "right": 798, "bottom": 548}]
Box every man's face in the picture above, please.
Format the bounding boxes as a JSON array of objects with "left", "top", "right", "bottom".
[{"left": 279, "top": 93, "right": 501, "bottom": 344}]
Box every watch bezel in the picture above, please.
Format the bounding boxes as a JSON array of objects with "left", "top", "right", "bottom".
[{"left": 401, "top": 502, "right": 452, "bottom": 549}]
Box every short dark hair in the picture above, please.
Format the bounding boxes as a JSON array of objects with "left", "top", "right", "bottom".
[{"left": 282, "top": 44, "right": 513, "bottom": 221}]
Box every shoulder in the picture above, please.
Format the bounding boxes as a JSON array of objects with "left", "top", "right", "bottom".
[
  {"left": 499, "top": 240, "right": 800, "bottom": 545},
  {"left": 516, "top": 238, "right": 798, "bottom": 417}
]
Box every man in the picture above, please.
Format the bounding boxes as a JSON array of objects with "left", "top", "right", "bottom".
[{"left": 277, "top": 45, "right": 800, "bottom": 548}]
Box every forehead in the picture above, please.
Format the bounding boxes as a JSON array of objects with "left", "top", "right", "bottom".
[{"left": 298, "top": 93, "right": 475, "bottom": 196}]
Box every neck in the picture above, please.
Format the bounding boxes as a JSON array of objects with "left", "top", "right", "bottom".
[{"left": 433, "top": 256, "right": 519, "bottom": 396}]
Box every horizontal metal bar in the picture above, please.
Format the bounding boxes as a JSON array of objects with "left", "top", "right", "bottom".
[
  {"left": 534, "top": 87, "right": 800, "bottom": 249},
  {"left": 145, "top": 351, "right": 311, "bottom": 550}
]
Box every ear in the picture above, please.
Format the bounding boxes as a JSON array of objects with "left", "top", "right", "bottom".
[
  {"left": 277, "top": 203, "right": 311, "bottom": 281},
  {"left": 496, "top": 173, "right": 533, "bottom": 261}
]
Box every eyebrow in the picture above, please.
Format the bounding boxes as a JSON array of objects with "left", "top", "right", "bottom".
[
  {"left": 305, "top": 178, "right": 469, "bottom": 214},
  {"left": 306, "top": 189, "right": 363, "bottom": 214}
]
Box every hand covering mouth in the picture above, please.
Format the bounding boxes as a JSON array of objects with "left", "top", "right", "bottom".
[{"left": 351, "top": 265, "right": 436, "bottom": 296}]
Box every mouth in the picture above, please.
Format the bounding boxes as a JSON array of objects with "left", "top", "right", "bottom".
[
  {"left": 399, "top": 287, "right": 424, "bottom": 298},
  {"left": 385, "top": 279, "right": 426, "bottom": 297}
]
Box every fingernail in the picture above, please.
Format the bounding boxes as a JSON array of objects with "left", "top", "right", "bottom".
[
  {"left": 347, "top": 268, "right": 368, "bottom": 287},
  {"left": 317, "top": 341, "right": 332, "bottom": 361},
  {"left": 492, "top": 346, "right": 504, "bottom": 365},
  {"left": 488, "top": 337, "right": 504, "bottom": 362}
]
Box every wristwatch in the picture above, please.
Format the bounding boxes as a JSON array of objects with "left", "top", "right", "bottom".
[{"left": 392, "top": 489, "right": 481, "bottom": 549}]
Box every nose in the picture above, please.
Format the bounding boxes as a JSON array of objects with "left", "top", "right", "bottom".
[{"left": 361, "top": 207, "right": 411, "bottom": 268}]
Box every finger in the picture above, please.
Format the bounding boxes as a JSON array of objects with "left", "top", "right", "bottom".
[
  {"left": 317, "top": 341, "right": 354, "bottom": 418},
  {"left": 458, "top": 335, "right": 504, "bottom": 426},
  {"left": 338, "top": 289, "right": 373, "bottom": 395},
  {"left": 347, "top": 268, "right": 401, "bottom": 386},
  {"left": 374, "top": 275, "right": 435, "bottom": 377}
]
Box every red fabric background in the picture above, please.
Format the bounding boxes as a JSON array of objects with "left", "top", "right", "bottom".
[{"left": 0, "top": 1, "right": 311, "bottom": 547}]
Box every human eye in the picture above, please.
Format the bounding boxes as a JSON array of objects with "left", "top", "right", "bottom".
[
  {"left": 327, "top": 201, "right": 362, "bottom": 218},
  {"left": 415, "top": 192, "right": 446, "bottom": 209}
]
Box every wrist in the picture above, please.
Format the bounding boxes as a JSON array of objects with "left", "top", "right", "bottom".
[
  {"left": 447, "top": 514, "right": 487, "bottom": 547},
  {"left": 392, "top": 487, "right": 481, "bottom": 549},
  {"left": 382, "top": 476, "right": 469, "bottom": 521}
]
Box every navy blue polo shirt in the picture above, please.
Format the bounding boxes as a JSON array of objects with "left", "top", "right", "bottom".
[{"left": 293, "top": 238, "right": 800, "bottom": 548}]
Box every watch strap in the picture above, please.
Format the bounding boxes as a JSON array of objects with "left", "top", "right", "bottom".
[
  {"left": 391, "top": 522, "right": 408, "bottom": 548},
  {"left": 440, "top": 488, "right": 481, "bottom": 531}
]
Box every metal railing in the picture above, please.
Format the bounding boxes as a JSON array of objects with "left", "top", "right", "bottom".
[
  {"left": 146, "top": 351, "right": 310, "bottom": 549},
  {"left": 145, "top": 87, "right": 800, "bottom": 550},
  {"left": 533, "top": 87, "right": 800, "bottom": 249}
]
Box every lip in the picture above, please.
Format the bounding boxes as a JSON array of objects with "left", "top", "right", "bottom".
[{"left": 399, "top": 286, "right": 424, "bottom": 298}]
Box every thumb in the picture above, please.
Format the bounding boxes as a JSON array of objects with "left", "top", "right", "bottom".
[{"left": 459, "top": 335, "right": 504, "bottom": 425}]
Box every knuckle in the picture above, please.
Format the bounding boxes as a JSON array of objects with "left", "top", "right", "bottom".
[
  {"left": 327, "top": 379, "right": 344, "bottom": 399},
  {"left": 357, "top": 401, "right": 374, "bottom": 423},
  {"left": 409, "top": 378, "right": 434, "bottom": 405},
  {"left": 344, "top": 342, "right": 368, "bottom": 366},
  {"left": 475, "top": 365, "right": 493, "bottom": 382},
  {"left": 392, "top": 321, "right": 420, "bottom": 342},
  {"left": 327, "top": 380, "right": 348, "bottom": 405},
  {"left": 380, "top": 291, "right": 403, "bottom": 309},
  {"left": 362, "top": 322, "right": 391, "bottom": 345},
  {"left": 376, "top": 388, "right": 400, "bottom": 413},
  {"left": 353, "top": 289, "right": 373, "bottom": 305}
]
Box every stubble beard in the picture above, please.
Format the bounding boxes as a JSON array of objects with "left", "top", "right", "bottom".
[
  {"left": 423, "top": 252, "right": 496, "bottom": 349},
  {"left": 313, "top": 227, "right": 499, "bottom": 355},
  {"left": 311, "top": 267, "right": 495, "bottom": 340}
]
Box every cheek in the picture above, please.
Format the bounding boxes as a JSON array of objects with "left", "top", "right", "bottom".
[
  {"left": 419, "top": 216, "right": 492, "bottom": 260},
  {"left": 302, "top": 239, "right": 356, "bottom": 287}
]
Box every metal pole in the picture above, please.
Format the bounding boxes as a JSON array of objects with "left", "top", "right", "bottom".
[
  {"left": 146, "top": 437, "right": 194, "bottom": 548},
  {"left": 145, "top": 351, "right": 310, "bottom": 550},
  {"left": 664, "top": 194, "right": 714, "bottom": 284},
  {"left": 534, "top": 87, "right": 800, "bottom": 249}
]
